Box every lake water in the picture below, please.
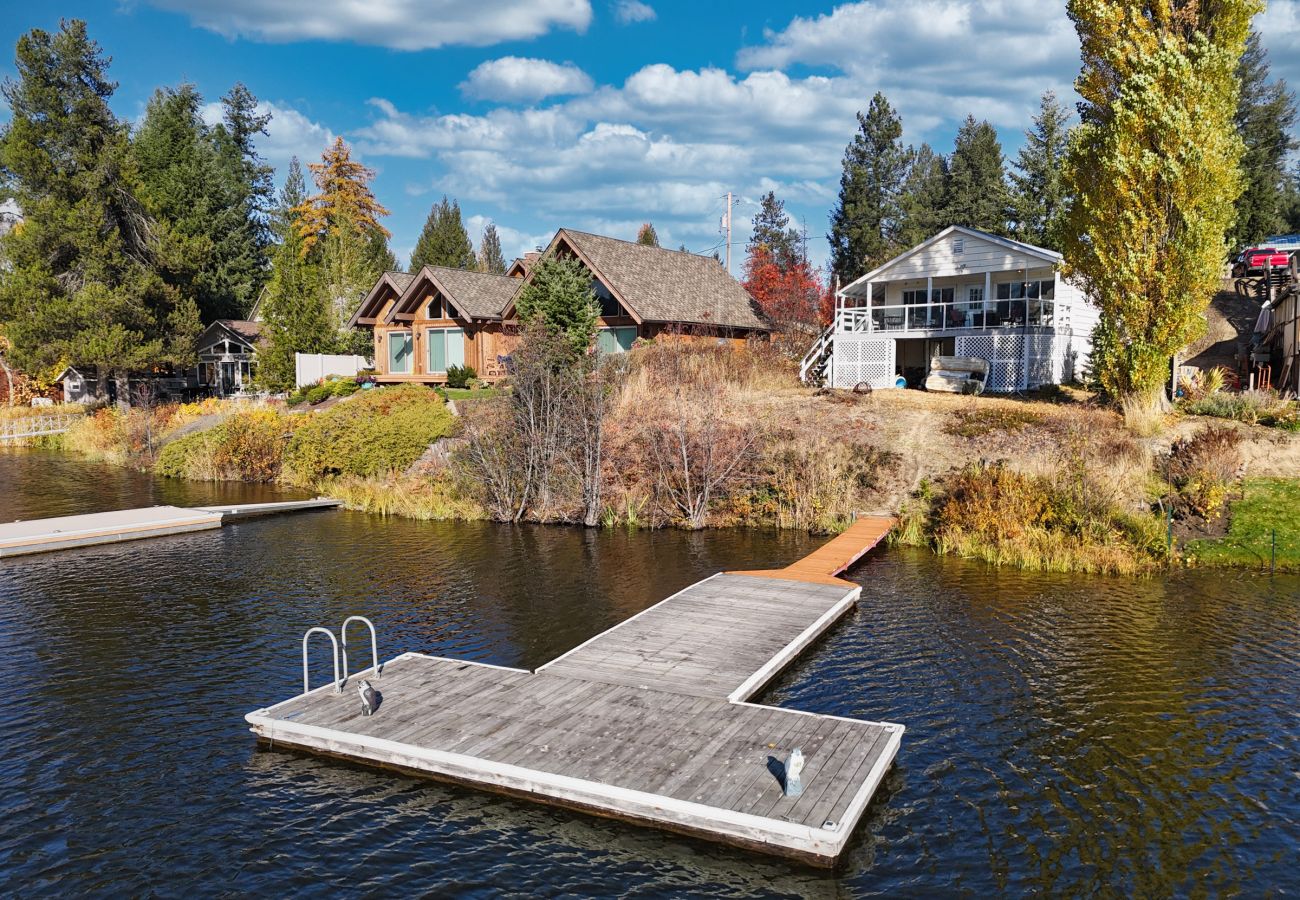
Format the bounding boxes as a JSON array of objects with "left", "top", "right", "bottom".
[{"left": 1, "top": 449, "right": 1296, "bottom": 896}]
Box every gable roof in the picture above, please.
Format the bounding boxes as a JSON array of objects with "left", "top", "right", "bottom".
[
  {"left": 511, "top": 229, "right": 766, "bottom": 331},
  {"left": 386, "top": 265, "right": 521, "bottom": 323},
  {"left": 840, "top": 226, "right": 1063, "bottom": 296},
  {"left": 349, "top": 271, "right": 416, "bottom": 327},
  {"left": 197, "top": 319, "right": 263, "bottom": 350}
]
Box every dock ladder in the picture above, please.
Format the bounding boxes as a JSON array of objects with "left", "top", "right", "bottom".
[{"left": 301, "top": 616, "right": 381, "bottom": 696}]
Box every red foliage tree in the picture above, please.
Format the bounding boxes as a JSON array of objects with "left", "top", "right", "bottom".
[{"left": 742, "top": 247, "right": 827, "bottom": 332}]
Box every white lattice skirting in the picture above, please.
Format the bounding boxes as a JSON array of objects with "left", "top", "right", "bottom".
[
  {"left": 956, "top": 331, "right": 1078, "bottom": 392},
  {"left": 831, "top": 336, "right": 896, "bottom": 389}
]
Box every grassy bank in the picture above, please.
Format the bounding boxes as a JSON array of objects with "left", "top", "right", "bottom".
[{"left": 1184, "top": 478, "right": 1300, "bottom": 571}]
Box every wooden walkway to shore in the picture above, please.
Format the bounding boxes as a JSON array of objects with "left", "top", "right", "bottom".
[
  {"left": 0, "top": 499, "right": 340, "bottom": 559},
  {"left": 246, "top": 516, "right": 900, "bottom": 865}
]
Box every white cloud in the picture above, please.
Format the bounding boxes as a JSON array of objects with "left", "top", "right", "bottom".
[
  {"left": 144, "top": 0, "right": 592, "bottom": 50},
  {"left": 200, "top": 100, "right": 335, "bottom": 167},
  {"left": 613, "top": 1, "right": 656, "bottom": 24},
  {"left": 461, "top": 57, "right": 595, "bottom": 103},
  {"left": 1256, "top": 2, "right": 1300, "bottom": 85},
  {"left": 737, "top": 0, "right": 1079, "bottom": 133},
  {"left": 465, "top": 214, "right": 553, "bottom": 261}
]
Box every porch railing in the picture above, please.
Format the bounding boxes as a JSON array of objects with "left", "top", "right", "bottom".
[{"left": 836, "top": 302, "right": 1055, "bottom": 334}]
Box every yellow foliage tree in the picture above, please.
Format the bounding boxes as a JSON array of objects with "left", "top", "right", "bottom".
[
  {"left": 1062, "top": 0, "right": 1258, "bottom": 422},
  {"left": 292, "top": 137, "right": 392, "bottom": 335}
]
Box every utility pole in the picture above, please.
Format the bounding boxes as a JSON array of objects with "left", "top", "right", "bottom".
[{"left": 725, "top": 191, "right": 732, "bottom": 276}]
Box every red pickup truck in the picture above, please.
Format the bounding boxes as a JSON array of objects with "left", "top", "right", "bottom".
[{"left": 1232, "top": 247, "right": 1292, "bottom": 278}]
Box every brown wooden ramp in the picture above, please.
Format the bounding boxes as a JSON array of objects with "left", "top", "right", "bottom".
[{"left": 245, "top": 516, "right": 901, "bottom": 865}]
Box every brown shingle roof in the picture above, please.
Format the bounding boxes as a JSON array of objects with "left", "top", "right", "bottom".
[
  {"left": 421, "top": 266, "right": 520, "bottom": 319},
  {"left": 350, "top": 271, "right": 415, "bottom": 326},
  {"left": 216, "top": 319, "right": 263, "bottom": 342},
  {"left": 560, "top": 230, "right": 767, "bottom": 331}
]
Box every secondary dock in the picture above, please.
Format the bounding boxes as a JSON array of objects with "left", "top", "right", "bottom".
[
  {"left": 246, "top": 516, "right": 901, "bottom": 865},
  {"left": 0, "top": 499, "right": 340, "bottom": 559}
]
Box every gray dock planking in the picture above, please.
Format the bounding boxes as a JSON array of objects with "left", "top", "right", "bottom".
[
  {"left": 246, "top": 529, "right": 904, "bottom": 866},
  {"left": 0, "top": 499, "right": 341, "bottom": 558}
]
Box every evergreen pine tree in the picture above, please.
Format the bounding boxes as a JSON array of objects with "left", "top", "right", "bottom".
[
  {"left": 409, "top": 196, "right": 475, "bottom": 270},
  {"left": 943, "top": 116, "right": 1011, "bottom": 234},
  {"left": 0, "top": 20, "right": 200, "bottom": 399},
  {"left": 1010, "top": 91, "right": 1072, "bottom": 250},
  {"left": 747, "top": 191, "right": 801, "bottom": 268},
  {"left": 211, "top": 82, "right": 274, "bottom": 315},
  {"left": 514, "top": 254, "right": 599, "bottom": 356},
  {"left": 829, "top": 92, "right": 909, "bottom": 283},
  {"left": 478, "top": 223, "right": 507, "bottom": 274},
  {"left": 1230, "top": 30, "right": 1299, "bottom": 247},
  {"left": 636, "top": 222, "right": 659, "bottom": 246},
  {"left": 895, "top": 144, "right": 949, "bottom": 248}
]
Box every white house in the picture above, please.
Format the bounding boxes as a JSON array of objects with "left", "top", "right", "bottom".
[{"left": 803, "top": 226, "right": 1099, "bottom": 392}]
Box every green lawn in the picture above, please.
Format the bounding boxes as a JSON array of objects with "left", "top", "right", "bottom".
[
  {"left": 441, "top": 387, "right": 499, "bottom": 401},
  {"left": 1186, "top": 478, "right": 1300, "bottom": 571}
]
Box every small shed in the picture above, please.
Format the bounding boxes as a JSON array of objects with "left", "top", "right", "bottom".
[{"left": 54, "top": 366, "right": 94, "bottom": 404}]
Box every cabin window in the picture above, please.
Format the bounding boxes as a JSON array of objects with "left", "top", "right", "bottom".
[
  {"left": 388, "top": 331, "right": 413, "bottom": 374},
  {"left": 597, "top": 326, "right": 637, "bottom": 355},
  {"left": 901, "top": 288, "right": 954, "bottom": 304},
  {"left": 426, "top": 295, "right": 443, "bottom": 319},
  {"left": 426, "top": 327, "right": 465, "bottom": 373},
  {"left": 593, "top": 279, "right": 624, "bottom": 318}
]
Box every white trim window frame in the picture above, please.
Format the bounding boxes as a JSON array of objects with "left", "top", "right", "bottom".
[{"left": 388, "top": 330, "right": 413, "bottom": 374}]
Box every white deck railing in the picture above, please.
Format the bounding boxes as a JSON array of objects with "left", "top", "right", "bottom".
[{"left": 836, "top": 302, "right": 1055, "bottom": 334}]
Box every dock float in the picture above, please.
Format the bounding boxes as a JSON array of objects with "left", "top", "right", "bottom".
[
  {"left": 0, "top": 499, "right": 340, "bottom": 559},
  {"left": 246, "top": 516, "right": 901, "bottom": 866}
]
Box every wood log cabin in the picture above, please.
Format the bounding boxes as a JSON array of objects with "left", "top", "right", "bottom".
[{"left": 351, "top": 228, "right": 768, "bottom": 385}]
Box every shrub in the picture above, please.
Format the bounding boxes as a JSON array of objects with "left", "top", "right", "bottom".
[
  {"left": 305, "top": 384, "right": 331, "bottom": 405},
  {"left": 1164, "top": 424, "right": 1244, "bottom": 519},
  {"left": 283, "top": 384, "right": 455, "bottom": 484},
  {"left": 155, "top": 409, "right": 291, "bottom": 482},
  {"left": 1183, "top": 388, "right": 1294, "bottom": 427},
  {"left": 445, "top": 364, "right": 476, "bottom": 389},
  {"left": 931, "top": 460, "right": 1167, "bottom": 575}
]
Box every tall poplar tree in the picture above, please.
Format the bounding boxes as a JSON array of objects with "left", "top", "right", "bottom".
[
  {"left": 1010, "top": 91, "right": 1072, "bottom": 251},
  {"left": 829, "top": 92, "right": 908, "bottom": 284},
  {"left": 478, "top": 222, "right": 507, "bottom": 274},
  {"left": 410, "top": 195, "right": 475, "bottom": 271},
  {"left": 0, "top": 20, "right": 199, "bottom": 400},
  {"left": 942, "top": 116, "right": 1011, "bottom": 235},
  {"left": 1230, "top": 30, "right": 1298, "bottom": 247},
  {"left": 1063, "top": 0, "right": 1256, "bottom": 419}
]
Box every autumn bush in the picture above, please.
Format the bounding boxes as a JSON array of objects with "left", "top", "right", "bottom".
[
  {"left": 283, "top": 384, "right": 455, "bottom": 484},
  {"left": 1163, "top": 423, "right": 1245, "bottom": 519},
  {"left": 155, "top": 409, "right": 293, "bottom": 481},
  {"left": 930, "top": 460, "right": 1167, "bottom": 575},
  {"left": 944, "top": 404, "right": 1044, "bottom": 438},
  {"left": 327, "top": 472, "right": 483, "bottom": 520}
]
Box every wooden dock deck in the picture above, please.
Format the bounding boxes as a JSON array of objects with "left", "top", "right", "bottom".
[
  {"left": 0, "top": 499, "right": 340, "bottom": 559},
  {"left": 246, "top": 516, "right": 900, "bottom": 865}
]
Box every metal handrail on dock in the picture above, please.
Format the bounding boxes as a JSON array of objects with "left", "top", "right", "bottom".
[
  {"left": 341, "top": 615, "right": 380, "bottom": 681},
  {"left": 0, "top": 412, "right": 84, "bottom": 441},
  {"left": 302, "top": 627, "right": 343, "bottom": 695}
]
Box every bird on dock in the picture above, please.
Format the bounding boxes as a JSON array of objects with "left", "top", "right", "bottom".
[
  {"left": 785, "top": 747, "right": 805, "bottom": 797},
  {"left": 358, "top": 680, "right": 379, "bottom": 716}
]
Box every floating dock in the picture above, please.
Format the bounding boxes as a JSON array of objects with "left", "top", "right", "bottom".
[
  {"left": 0, "top": 499, "right": 340, "bottom": 559},
  {"left": 246, "top": 517, "right": 901, "bottom": 866}
]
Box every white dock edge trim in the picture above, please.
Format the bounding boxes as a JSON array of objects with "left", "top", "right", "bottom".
[
  {"left": 0, "top": 512, "right": 223, "bottom": 547},
  {"left": 244, "top": 712, "right": 859, "bottom": 858},
  {"left": 727, "top": 586, "right": 861, "bottom": 704}
]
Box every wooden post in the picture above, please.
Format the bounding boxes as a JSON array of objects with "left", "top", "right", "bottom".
[{"left": 926, "top": 276, "right": 933, "bottom": 332}]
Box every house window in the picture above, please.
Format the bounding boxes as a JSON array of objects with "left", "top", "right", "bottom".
[
  {"left": 427, "top": 295, "right": 443, "bottom": 319},
  {"left": 388, "top": 331, "right": 413, "bottom": 374},
  {"left": 994, "top": 280, "right": 1055, "bottom": 324},
  {"left": 597, "top": 326, "right": 637, "bottom": 354},
  {"left": 593, "top": 279, "right": 623, "bottom": 318},
  {"left": 426, "top": 327, "right": 465, "bottom": 373},
  {"left": 902, "top": 288, "right": 954, "bottom": 304}
]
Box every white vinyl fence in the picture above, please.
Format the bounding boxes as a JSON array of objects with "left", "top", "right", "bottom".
[{"left": 295, "top": 353, "right": 370, "bottom": 388}]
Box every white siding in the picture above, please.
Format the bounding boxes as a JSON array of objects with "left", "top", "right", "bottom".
[{"left": 883, "top": 232, "right": 1054, "bottom": 280}]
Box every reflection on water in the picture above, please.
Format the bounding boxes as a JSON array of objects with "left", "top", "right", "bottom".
[{"left": 1, "top": 448, "right": 1296, "bottom": 895}]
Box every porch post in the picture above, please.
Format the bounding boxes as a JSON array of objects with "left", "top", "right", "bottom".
[
  {"left": 865, "top": 281, "right": 873, "bottom": 333},
  {"left": 983, "top": 270, "right": 991, "bottom": 329},
  {"left": 926, "top": 276, "right": 933, "bottom": 332}
]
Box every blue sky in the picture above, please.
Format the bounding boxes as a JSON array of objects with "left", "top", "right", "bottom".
[{"left": 2, "top": 1, "right": 1297, "bottom": 271}]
